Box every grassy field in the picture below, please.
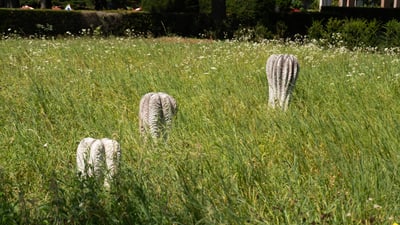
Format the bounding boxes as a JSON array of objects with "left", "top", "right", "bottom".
[{"left": 1, "top": 37, "right": 400, "bottom": 224}]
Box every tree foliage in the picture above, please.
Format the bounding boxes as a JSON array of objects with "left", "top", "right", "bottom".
[
  {"left": 141, "top": 0, "right": 199, "bottom": 12},
  {"left": 14, "top": 0, "right": 285, "bottom": 13},
  {"left": 1, "top": 0, "right": 20, "bottom": 7}
]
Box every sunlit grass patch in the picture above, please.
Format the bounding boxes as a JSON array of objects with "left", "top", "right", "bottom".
[{"left": 0, "top": 37, "right": 400, "bottom": 224}]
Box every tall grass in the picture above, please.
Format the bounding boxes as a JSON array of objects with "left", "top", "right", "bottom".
[{"left": 1, "top": 37, "right": 400, "bottom": 224}]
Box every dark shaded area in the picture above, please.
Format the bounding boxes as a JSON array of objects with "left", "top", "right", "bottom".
[
  {"left": 320, "top": 6, "right": 400, "bottom": 22},
  {"left": 1, "top": 7, "right": 400, "bottom": 39}
]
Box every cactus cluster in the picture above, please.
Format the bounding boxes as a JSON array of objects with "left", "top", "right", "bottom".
[
  {"left": 76, "top": 53, "right": 299, "bottom": 189},
  {"left": 76, "top": 92, "right": 178, "bottom": 189}
]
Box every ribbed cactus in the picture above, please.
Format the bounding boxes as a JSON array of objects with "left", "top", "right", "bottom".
[
  {"left": 139, "top": 92, "right": 178, "bottom": 140},
  {"left": 76, "top": 137, "right": 105, "bottom": 179},
  {"left": 266, "top": 54, "right": 299, "bottom": 111},
  {"left": 76, "top": 137, "right": 121, "bottom": 188},
  {"left": 101, "top": 138, "right": 121, "bottom": 189}
]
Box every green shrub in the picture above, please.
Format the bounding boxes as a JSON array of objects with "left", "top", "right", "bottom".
[
  {"left": 226, "top": 0, "right": 275, "bottom": 26},
  {"left": 307, "top": 18, "right": 397, "bottom": 50},
  {"left": 275, "top": 20, "right": 288, "bottom": 38},
  {"left": 325, "top": 17, "right": 343, "bottom": 35},
  {"left": 341, "top": 19, "right": 380, "bottom": 49},
  {"left": 307, "top": 20, "right": 325, "bottom": 39},
  {"left": 382, "top": 19, "right": 400, "bottom": 47},
  {"left": 323, "top": 18, "right": 344, "bottom": 46},
  {"left": 232, "top": 23, "right": 273, "bottom": 41},
  {"left": 364, "top": 19, "right": 381, "bottom": 47}
]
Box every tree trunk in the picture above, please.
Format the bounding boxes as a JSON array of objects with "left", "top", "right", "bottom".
[
  {"left": 94, "top": 0, "right": 107, "bottom": 10},
  {"left": 4, "top": 0, "right": 19, "bottom": 8},
  {"left": 211, "top": 0, "right": 226, "bottom": 38},
  {"left": 40, "top": 0, "right": 51, "bottom": 9},
  {"left": 211, "top": 0, "right": 226, "bottom": 22}
]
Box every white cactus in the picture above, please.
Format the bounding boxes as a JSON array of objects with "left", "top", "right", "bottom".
[
  {"left": 76, "top": 137, "right": 121, "bottom": 188},
  {"left": 139, "top": 92, "right": 178, "bottom": 140},
  {"left": 76, "top": 137, "right": 105, "bottom": 179},
  {"left": 266, "top": 54, "right": 299, "bottom": 111}
]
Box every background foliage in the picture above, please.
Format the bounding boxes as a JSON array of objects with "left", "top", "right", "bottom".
[
  {"left": 14, "top": 0, "right": 309, "bottom": 12},
  {"left": 307, "top": 18, "right": 400, "bottom": 49}
]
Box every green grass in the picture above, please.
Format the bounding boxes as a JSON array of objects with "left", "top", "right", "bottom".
[{"left": 1, "top": 37, "right": 400, "bottom": 224}]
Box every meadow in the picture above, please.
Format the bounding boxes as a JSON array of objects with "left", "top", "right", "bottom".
[{"left": 0, "top": 37, "right": 400, "bottom": 224}]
